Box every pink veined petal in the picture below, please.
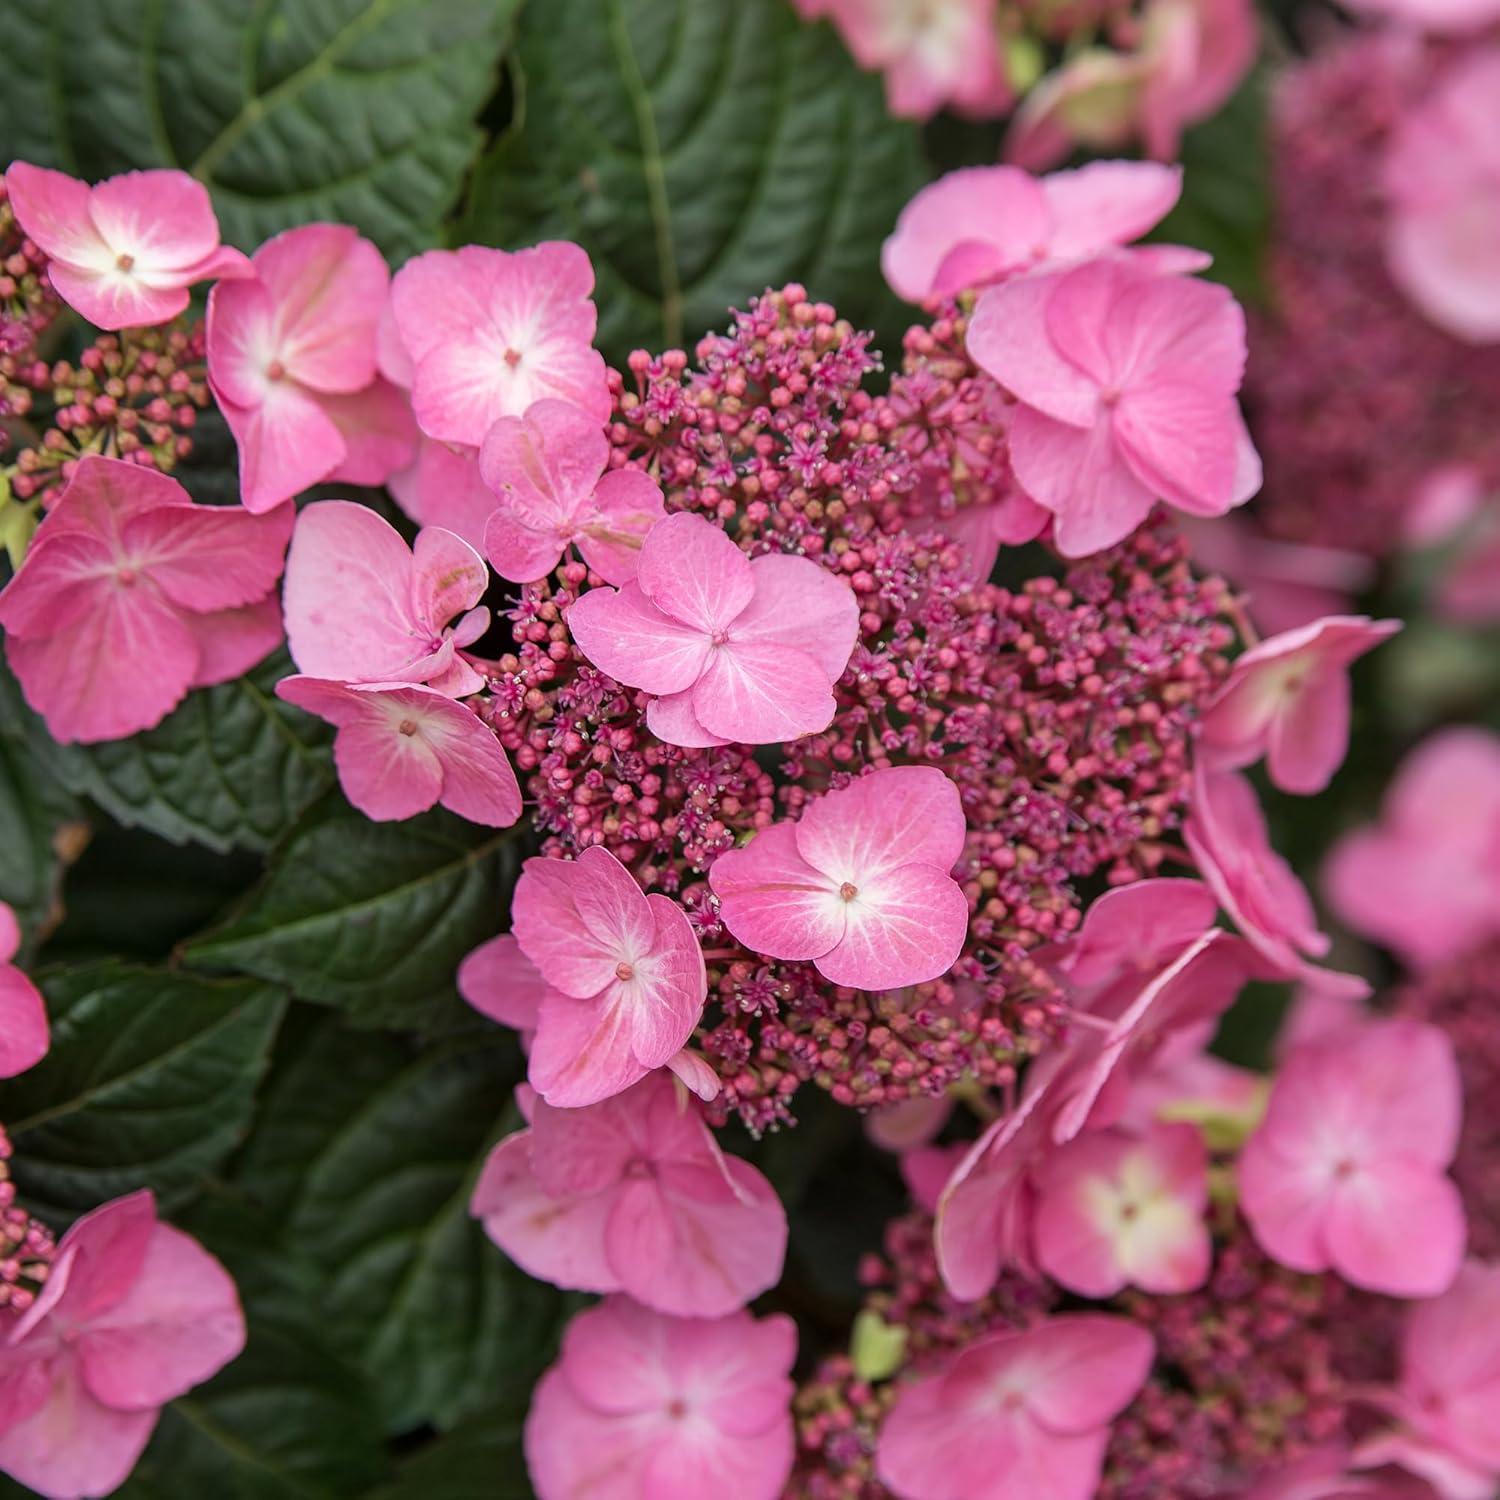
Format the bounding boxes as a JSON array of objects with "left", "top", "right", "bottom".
[
  {"left": 528, "top": 1088, "right": 643, "bottom": 1197},
  {"left": 1019, "top": 1316, "right": 1158, "bottom": 1435},
  {"left": 691, "top": 637, "right": 839, "bottom": 744},
  {"left": 320, "top": 378, "right": 420, "bottom": 488},
  {"left": 249, "top": 224, "right": 384, "bottom": 393},
  {"left": 0, "top": 967, "right": 49, "bottom": 1079},
  {"left": 215, "top": 382, "right": 347, "bottom": 515},
  {"left": 189, "top": 595, "right": 284, "bottom": 688},
  {"left": 1113, "top": 381, "right": 1246, "bottom": 517},
  {"left": 121, "top": 500, "right": 293, "bottom": 614},
  {"left": 708, "top": 822, "right": 846, "bottom": 964},
  {"left": 816, "top": 863, "right": 970, "bottom": 991},
  {"left": 484, "top": 510, "right": 566, "bottom": 585},
  {"left": 794, "top": 766, "right": 967, "bottom": 883},
  {"left": 6, "top": 581, "right": 199, "bottom": 744},
  {"left": 644, "top": 689, "right": 731, "bottom": 749},
  {"left": 1009, "top": 404, "right": 1157, "bottom": 558},
  {"left": 1238, "top": 1132, "right": 1337, "bottom": 1274},
  {"left": 635, "top": 513, "right": 755, "bottom": 636},
  {"left": 478, "top": 396, "right": 609, "bottom": 531},
  {"left": 0, "top": 1358, "right": 159, "bottom": 1500},
  {"left": 522, "top": 1367, "right": 655, "bottom": 1499},
  {"left": 410, "top": 526, "right": 488, "bottom": 637},
  {"left": 528, "top": 987, "right": 652, "bottom": 1108},
  {"left": 389, "top": 439, "right": 495, "bottom": 551},
  {"left": 0, "top": 529, "right": 119, "bottom": 639},
  {"left": 511, "top": 856, "right": 626, "bottom": 1000},
  {"left": 579, "top": 468, "right": 667, "bottom": 586},
  {"left": 638, "top": 1408, "right": 795, "bottom": 1500},
  {"left": 425, "top": 714, "right": 524, "bottom": 830},
  {"left": 86, "top": 170, "right": 220, "bottom": 273},
  {"left": 632, "top": 893, "right": 709, "bottom": 1069},
  {"left": 76, "top": 1223, "right": 244, "bottom": 1411},
  {"left": 44, "top": 1191, "right": 157, "bottom": 1329},
  {"left": 666, "top": 1048, "right": 721, "bottom": 1102},
  {"left": 2, "top": 162, "right": 111, "bottom": 269},
  {"left": 205, "top": 277, "right": 281, "bottom": 409},
  {"left": 47, "top": 259, "right": 191, "bottom": 331},
  {"left": 731, "top": 552, "right": 860, "bottom": 684},
  {"left": 1041, "top": 161, "right": 1184, "bottom": 260},
  {"left": 1265, "top": 666, "right": 1351, "bottom": 796},
  {"left": 566, "top": 583, "right": 712, "bottom": 695},
  {"left": 457, "top": 934, "right": 546, "bottom": 1033},
  {"left": 1324, "top": 1163, "right": 1466, "bottom": 1297},
  {"left": 967, "top": 273, "right": 1101, "bottom": 427},
  {"left": 570, "top": 846, "right": 658, "bottom": 967},
  {"left": 469, "top": 1133, "right": 620, "bottom": 1295}
]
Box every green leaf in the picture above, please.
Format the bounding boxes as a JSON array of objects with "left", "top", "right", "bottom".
[
  {"left": 1, "top": 0, "right": 520, "bottom": 262},
  {"left": 457, "top": 0, "right": 926, "bottom": 364},
  {"left": 119, "top": 1194, "right": 391, "bottom": 1500},
  {"left": 185, "top": 803, "right": 521, "bottom": 1029},
  {"left": 34, "top": 652, "right": 334, "bottom": 857},
  {"left": 237, "top": 1021, "right": 566, "bottom": 1436},
  {"left": 362, "top": 1397, "right": 534, "bottom": 1500},
  {"left": 4, "top": 963, "right": 284, "bottom": 1223},
  {"left": 1151, "top": 71, "right": 1269, "bottom": 305}
]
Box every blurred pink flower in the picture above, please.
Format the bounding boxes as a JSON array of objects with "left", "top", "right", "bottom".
[
  {"left": 4, "top": 161, "right": 249, "bottom": 330},
  {"left": 567, "top": 512, "right": 859, "bottom": 747},
  {"left": 881, "top": 160, "right": 1183, "bottom": 304},
  {"left": 709, "top": 766, "right": 968, "bottom": 991},
  {"left": 876, "top": 1315, "right": 1154, "bottom": 1500},
  {"left": 0, "top": 904, "right": 47, "bottom": 1080},
  {"left": 525, "top": 1296, "right": 795, "bottom": 1500},
  {"left": 1198, "top": 615, "right": 1402, "bottom": 795},
  {"left": 480, "top": 398, "right": 664, "bottom": 584},
  {"left": 1239, "top": 1017, "right": 1466, "bottom": 1297},
  {"left": 0, "top": 455, "right": 291, "bottom": 743},
  {"left": 207, "top": 224, "right": 414, "bottom": 513},
  {"left": 389, "top": 242, "right": 609, "bottom": 448},
  {"left": 471, "top": 1073, "right": 785, "bottom": 1316},
  {"left": 282, "top": 500, "right": 490, "bottom": 699},
  {"left": 510, "top": 846, "right": 707, "bottom": 1107},
  {"left": 1324, "top": 728, "right": 1500, "bottom": 971},
  {"left": 968, "top": 255, "right": 1260, "bottom": 555},
  {"left": 0, "top": 1191, "right": 243, "bottom": 1500}
]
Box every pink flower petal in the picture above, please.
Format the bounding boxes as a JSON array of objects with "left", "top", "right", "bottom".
[
  {"left": 3, "top": 162, "right": 111, "bottom": 269},
  {"left": 635, "top": 513, "right": 754, "bottom": 638},
  {"left": 320, "top": 378, "right": 419, "bottom": 488},
  {"left": 1041, "top": 161, "right": 1184, "bottom": 260},
  {"left": 86, "top": 171, "right": 220, "bottom": 273},
  {"left": 216, "top": 382, "right": 347, "bottom": 514},
  {"left": 120, "top": 500, "right": 293, "bottom": 614},
  {"left": 580, "top": 468, "right": 666, "bottom": 586},
  {"left": 566, "top": 583, "right": 711, "bottom": 695},
  {"left": 1322, "top": 1161, "right": 1466, "bottom": 1298},
  {"left": 691, "top": 637, "right": 838, "bottom": 744},
  {"left": 732, "top": 553, "right": 859, "bottom": 684},
  {"left": 457, "top": 934, "right": 547, "bottom": 1033},
  {"left": 814, "top": 861, "right": 969, "bottom": 991},
  {"left": 794, "top": 765, "right": 967, "bottom": 882},
  {"left": 189, "top": 594, "right": 284, "bottom": 688},
  {"left": 708, "top": 822, "right": 846, "bottom": 964}
]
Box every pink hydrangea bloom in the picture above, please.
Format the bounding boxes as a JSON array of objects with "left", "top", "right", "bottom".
[
  {"left": 282, "top": 500, "right": 490, "bottom": 699},
  {"left": 510, "top": 846, "right": 707, "bottom": 1107},
  {"left": 274, "top": 678, "right": 522, "bottom": 828},
  {"left": 0, "top": 904, "right": 48, "bottom": 1080},
  {"left": 3, "top": 162, "right": 250, "bottom": 331},
  {"left": 471, "top": 1072, "right": 786, "bottom": 1316},
  {"left": 1185, "top": 764, "right": 1369, "bottom": 996},
  {"left": 967, "top": 256, "right": 1261, "bottom": 556},
  {"left": 0, "top": 455, "right": 291, "bottom": 744},
  {"left": 1032, "top": 1121, "right": 1211, "bottom": 1297},
  {"left": 1324, "top": 728, "right": 1500, "bottom": 971},
  {"left": 207, "top": 224, "right": 415, "bottom": 513},
  {"left": 388, "top": 242, "right": 609, "bottom": 449},
  {"left": 882, "top": 160, "right": 1185, "bottom": 304},
  {"left": 0, "top": 1190, "right": 244, "bottom": 1500},
  {"left": 567, "top": 512, "right": 859, "bottom": 747},
  {"left": 1239, "top": 1017, "right": 1466, "bottom": 1297},
  {"left": 709, "top": 766, "right": 968, "bottom": 990},
  {"left": 1198, "top": 615, "right": 1403, "bottom": 795},
  {"left": 875, "top": 1315, "right": 1155, "bottom": 1500},
  {"left": 813, "top": 0, "right": 1012, "bottom": 121},
  {"left": 1383, "top": 49, "right": 1500, "bottom": 343},
  {"left": 1247, "top": 1449, "right": 1441, "bottom": 1500},
  {"left": 480, "top": 398, "right": 665, "bottom": 584},
  {"left": 524, "top": 1295, "right": 796, "bottom": 1500},
  {"left": 1356, "top": 1261, "right": 1500, "bottom": 1500}
]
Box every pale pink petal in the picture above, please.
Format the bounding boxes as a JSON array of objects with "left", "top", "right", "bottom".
[
  {"left": 1323, "top": 1164, "right": 1466, "bottom": 1297},
  {"left": 571, "top": 847, "right": 659, "bottom": 964},
  {"left": 189, "top": 595, "right": 284, "bottom": 688},
  {"left": 794, "top": 766, "right": 967, "bottom": 882},
  {"left": 483, "top": 509, "right": 565, "bottom": 584},
  {"left": 1114, "top": 382, "right": 1246, "bottom": 517},
  {"left": 47, "top": 259, "right": 191, "bottom": 330},
  {"left": 44, "top": 1191, "right": 156, "bottom": 1328},
  {"left": 120, "top": 500, "right": 293, "bottom": 614},
  {"left": 1265, "top": 665, "right": 1351, "bottom": 795},
  {"left": 708, "top": 822, "right": 845, "bottom": 964},
  {"left": 3, "top": 162, "right": 111, "bottom": 269},
  {"left": 691, "top": 638, "right": 838, "bottom": 744},
  {"left": 419, "top": 695, "right": 523, "bottom": 829},
  {"left": 666, "top": 1049, "right": 721, "bottom": 1102},
  {"left": 458, "top": 934, "right": 546, "bottom": 1033},
  {"left": 566, "top": 583, "right": 711, "bottom": 695},
  {"left": 580, "top": 469, "right": 667, "bottom": 586},
  {"left": 215, "top": 383, "right": 346, "bottom": 514},
  {"left": 0, "top": 906, "right": 17, "bottom": 965},
  {"left": 511, "top": 856, "right": 628, "bottom": 1000},
  {"left": 528, "top": 989, "right": 652, "bottom": 1108},
  {"left": 389, "top": 439, "right": 496, "bottom": 552},
  {"left": 1041, "top": 161, "right": 1184, "bottom": 260},
  {"left": 635, "top": 513, "right": 754, "bottom": 637},
  {"left": 816, "top": 862, "right": 969, "bottom": 991},
  {"left": 410, "top": 526, "right": 488, "bottom": 637},
  {"left": 645, "top": 690, "right": 731, "bottom": 749},
  {"left": 0, "top": 967, "right": 49, "bottom": 1079},
  {"left": 732, "top": 553, "right": 860, "bottom": 683},
  {"left": 205, "top": 277, "right": 280, "bottom": 409},
  {"left": 478, "top": 397, "right": 608, "bottom": 532},
  {"left": 320, "top": 378, "right": 419, "bottom": 487},
  {"left": 967, "top": 273, "right": 1100, "bottom": 427},
  {"left": 0, "top": 530, "right": 116, "bottom": 639},
  {"left": 87, "top": 171, "right": 219, "bottom": 273}
]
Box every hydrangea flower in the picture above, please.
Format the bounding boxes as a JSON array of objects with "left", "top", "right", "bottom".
[
  {"left": 207, "top": 224, "right": 415, "bottom": 513},
  {"left": 525, "top": 1296, "right": 796, "bottom": 1500},
  {"left": 0, "top": 1190, "right": 244, "bottom": 1500},
  {"left": 876, "top": 1316, "right": 1155, "bottom": 1500},
  {"left": 968, "top": 255, "right": 1261, "bottom": 555},
  {"left": 510, "top": 846, "right": 707, "bottom": 1107},
  {"left": 282, "top": 500, "right": 490, "bottom": 699},
  {"left": 388, "top": 242, "right": 609, "bottom": 448},
  {"left": 0, "top": 904, "right": 48, "bottom": 1080},
  {"left": 567, "top": 512, "right": 859, "bottom": 747},
  {"left": 472, "top": 1073, "right": 786, "bottom": 1316},
  {"left": 1239, "top": 1018, "right": 1466, "bottom": 1297},
  {"left": 1198, "top": 615, "right": 1403, "bottom": 795},
  {"left": 4, "top": 162, "right": 250, "bottom": 330},
  {"left": 709, "top": 766, "right": 968, "bottom": 991},
  {"left": 0, "top": 455, "right": 292, "bottom": 743},
  {"left": 480, "top": 398, "right": 665, "bottom": 584}
]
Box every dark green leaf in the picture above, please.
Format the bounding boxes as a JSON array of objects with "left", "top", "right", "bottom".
[
  {"left": 457, "top": 0, "right": 926, "bottom": 363},
  {"left": 1, "top": 0, "right": 520, "bottom": 262},
  {"left": 37, "top": 652, "right": 334, "bottom": 856},
  {"left": 185, "top": 803, "right": 521, "bottom": 1029},
  {"left": 363, "top": 1396, "right": 535, "bottom": 1500},
  {"left": 237, "top": 1022, "right": 565, "bottom": 1436},
  {"left": 4, "top": 963, "right": 284, "bottom": 1223}
]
